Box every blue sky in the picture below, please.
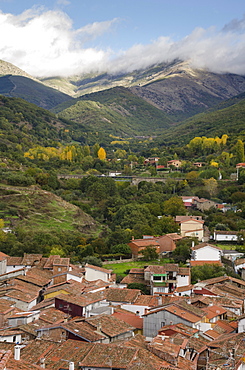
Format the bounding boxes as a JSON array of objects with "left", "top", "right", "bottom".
[{"left": 0, "top": 0, "right": 244, "bottom": 77}]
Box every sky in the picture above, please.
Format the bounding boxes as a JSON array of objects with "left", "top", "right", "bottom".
[{"left": 0, "top": 0, "right": 245, "bottom": 77}]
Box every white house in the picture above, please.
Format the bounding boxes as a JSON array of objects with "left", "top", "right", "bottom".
[
  {"left": 84, "top": 264, "right": 113, "bottom": 283},
  {"left": 213, "top": 230, "right": 240, "bottom": 242},
  {"left": 8, "top": 311, "right": 40, "bottom": 327},
  {"left": 190, "top": 243, "right": 222, "bottom": 267},
  {"left": 238, "top": 314, "right": 245, "bottom": 333}
]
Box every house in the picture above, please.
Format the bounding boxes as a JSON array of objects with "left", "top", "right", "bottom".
[
  {"left": 0, "top": 252, "right": 8, "bottom": 275},
  {"left": 190, "top": 242, "right": 222, "bottom": 267},
  {"left": 105, "top": 287, "right": 141, "bottom": 305},
  {"left": 213, "top": 230, "right": 240, "bottom": 242},
  {"left": 222, "top": 250, "right": 244, "bottom": 262},
  {"left": 167, "top": 159, "right": 182, "bottom": 168},
  {"left": 238, "top": 313, "right": 245, "bottom": 333},
  {"left": 144, "top": 264, "right": 191, "bottom": 295},
  {"left": 0, "top": 299, "right": 16, "bottom": 327},
  {"left": 234, "top": 258, "right": 245, "bottom": 274},
  {"left": 128, "top": 234, "right": 182, "bottom": 259},
  {"left": 143, "top": 301, "right": 205, "bottom": 338},
  {"left": 128, "top": 237, "right": 160, "bottom": 259},
  {"left": 8, "top": 311, "right": 40, "bottom": 327},
  {"left": 36, "top": 320, "right": 107, "bottom": 343},
  {"left": 156, "top": 233, "right": 182, "bottom": 254},
  {"left": 55, "top": 292, "right": 106, "bottom": 318},
  {"left": 175, "top": 215, "right": 204, "bottom": 241},
  {"left": 84, "top": 264, "right": 113, "bottom": 283},
  {"left": 194, "top": 198, "right": 217, "bottom": 212}
]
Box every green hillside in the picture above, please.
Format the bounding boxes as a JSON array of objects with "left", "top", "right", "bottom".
[
  {"left": 55, "top": 86, "right": 173, "bottom": 138},
  {"left": 0, "top": 75, "right": 73, "bottom": 110},
  {"left": 158, "top": 96, "right": 245, "bottom": 145}
]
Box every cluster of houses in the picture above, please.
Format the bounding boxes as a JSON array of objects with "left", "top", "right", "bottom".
[{"left": 0, "top": 251, "right": 242, "bottom": 369}]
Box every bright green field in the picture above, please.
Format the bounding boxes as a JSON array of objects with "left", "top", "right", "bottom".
[{"left": 103, "top": 258, "right": 173, "bottom": 276}]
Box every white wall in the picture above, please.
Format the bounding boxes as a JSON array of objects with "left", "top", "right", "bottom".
[
  {"left": 85, "top": 267, "right": 110, "bottom": 283},
  {"left": 193, "top": 246, "right": 221, "bottom": 261}
]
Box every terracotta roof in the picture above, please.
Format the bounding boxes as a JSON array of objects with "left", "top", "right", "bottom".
[
  {"left": 0, "top": 298, "right": 15, "bottom": 314},
  {"left": 0, "top": 252, "right": 8, "bottom": 261},
  {"left": 134, "top": 295, "right": 159, "bottom": 307},
  {"left": 85, "top": 314, "right": 135, "bottom": 338},
  {"left": 129, "top": 268, "right": 145, "bottom": 274},
  {"left": 129, "top": 239, "right": 160, "bottom": 247},
  {"left": 55, "top": 292, "right": 104, "bottom": 307},
  {"left": 159, "top": 323, "right": 199, "bottom": 337},
  {"left": 105, "top": 287, "right": 141, "bottom": 303},
  {"left": 31, "top": 298, "right": 55, "bottom": 311},
  {"left": 175, "top": 216, "right": 203, "bottom": 223},
  {"left": 203, "top": 305, "right": 227, "bottom": 320},
  {"left": 39, "top": 307, "right": 68, "bottom": 324},
  {"left": 112, "top": 311, "right": 143, "bottom": 330},
  {"left": 120, "top": 274, "right": 145, "bottom": 285},
  {"left": 5, "top": 289, "right": 38, "bottom": 303},
  {"left": 21, "top": 254, "right": 42, "bottom": 266},
  {"left": 165, "top": 305, "right": 203, "bottom": 323},
  {"left": 190, "top": 260, "right": 222, "bottom": 266},
  {"left": 20, "top": 339, "right": 59, "bottom": 367},
  {"left": 175, "top": 284, "right": 193, "bottom": 293},
  {"left": 7, "top": 257, "right": 23, "bottom": 266},
  {"left": 44, "top": 340, "right": 91, "bottom": 370},
  {"left": 192, "top": 242, "right": 222, "bottom": 251},
  {"left": 204, "top": 329, "right": 222, "bottom": 340},
  {"left": 85, "top": 264, "right": 112, "bottom": 274},
  {"left": 144, "top": 264, "right": 179, "bottom": 273}
]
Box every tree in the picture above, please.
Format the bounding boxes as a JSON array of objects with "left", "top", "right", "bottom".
[
  {"left": 82, "top": 256, "right": 103, "bottom": 267},
  {"left": 98, "top": 147, "right": 106, "bottom": 160},
  {"left": 172, "top": 239, "right": 192, "bottom": 263},
  {"left": 203, "top": 177, "right": 218, "bottom": 197},
  {"left": 127, "top": 283, "right": 149, "bottom": 295},
  {"left": 234, "top": 139, "right": 244, "bottom": 163},
  {"left": 110, "top": 243, "right": 131, "bottom": 255},
  {"left": 163, "top": 196, "right": 186, "bottom": 216},
  {"left": 191, "top": 264, "right": 225, "bottom": 284},
  {"left": 141, "top": 245, "right": 158, "bottom": 261}
]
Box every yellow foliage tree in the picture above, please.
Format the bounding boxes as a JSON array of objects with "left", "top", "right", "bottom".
[{"left": 98, "top": 147, "right": 106, "bottom": 160}]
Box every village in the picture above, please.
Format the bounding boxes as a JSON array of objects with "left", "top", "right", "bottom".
[{"left": 0, "top": 220, "right": 243, "bottom": 370}]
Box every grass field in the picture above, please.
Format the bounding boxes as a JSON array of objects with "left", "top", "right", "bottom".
[{"left": 103, "top": 258, "right": 173, "bottom": 276}]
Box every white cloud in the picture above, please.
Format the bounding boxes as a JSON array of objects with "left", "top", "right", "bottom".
[
  {"left": 0, "top": 8, "right": 112, "bottom": 77},
  {"left": 108, "top": 24, "right": 245, "bottom": 76},
  {"left": 0, "top": 7, "right": 245, "bottom": 77}
]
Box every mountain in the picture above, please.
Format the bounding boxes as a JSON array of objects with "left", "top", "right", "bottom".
[
  {"left": 43, "top": 60, "right": 245, "bottom": 121},
  {"left": 157, "top": 94, "right": 245, "bottom": 145},
  {"left": 129, "top": 62, "right": 245, "bottom": 121},
  {"left": 54, "top": 86, "right": 172, "bottom": 139},
  {"left": 0, "top": 60, "right": 73, "bottom": 110}
]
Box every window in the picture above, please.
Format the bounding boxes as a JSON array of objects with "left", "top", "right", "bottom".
[
  {"left": 153, "top": 276, "right": 161, "bottom": 281},
  {"left": 161, "top": 321, "right": 165, "bottom": 327}
]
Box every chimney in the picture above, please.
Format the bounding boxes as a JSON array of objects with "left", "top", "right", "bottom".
[
  {"left": 14, "top": 345, "right": 21, "bottom": 361},
  {"left": 69, "top": 362, "right": 75, "bottom": 370},
  {"left": 40, "top": 358, "right": 45, "bottom": 368},
  {"left": 132, "top": 236, "right": 134, "bottom": 241}
]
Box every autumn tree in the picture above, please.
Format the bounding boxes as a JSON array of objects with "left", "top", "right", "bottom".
[
  {"left": 98, "top": 147, "right": 106, "bottom": 160},
  {"left": 203, "top": 177, "right": 218, "bottom": 197}
]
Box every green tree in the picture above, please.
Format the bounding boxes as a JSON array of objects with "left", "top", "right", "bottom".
[
  {"left": 141, "top": 245, "right": 159, "bottom": 261},
  {"left": 82, "top": 256, "right": 103, "bottom": 267},
  {"left": 163, "top": 196, "right": 186, "bottom": 216},
  {"left": 191, "top": 264, "right": 225, "bottom": 284},
  {"left": 110, "top": 243, "right": 131, "bottom": 255},
  {"left": 234, "top": 139, "right": 244, "bottom": 163}
]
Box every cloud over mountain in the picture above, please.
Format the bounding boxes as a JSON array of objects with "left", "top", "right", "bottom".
[{"left": 0, "top": 7, "right": 245, "bottom": 77}]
